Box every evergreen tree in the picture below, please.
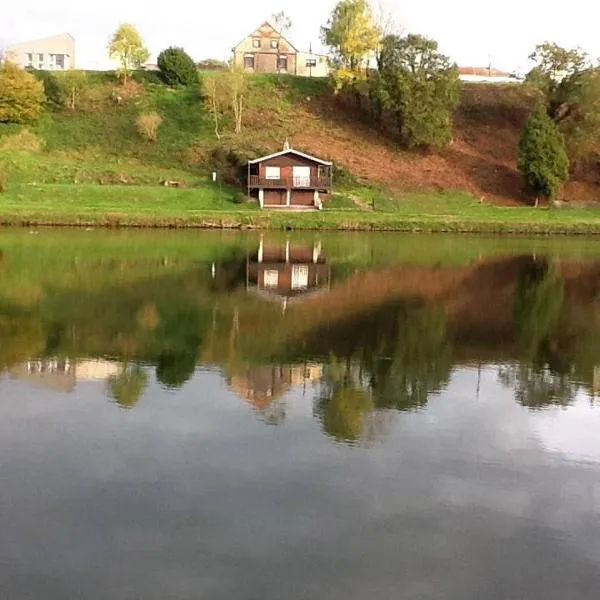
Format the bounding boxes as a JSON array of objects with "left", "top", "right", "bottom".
[
  {"left": 518, "top": 104, "right": 569, "bottom": 205},
  {"left": 157, "top": 47, "right": 199, "bottom": 87}
]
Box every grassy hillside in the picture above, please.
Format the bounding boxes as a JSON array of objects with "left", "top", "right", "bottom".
[{"left": 0, "top": 71, "right": 598, "bottom": 217}]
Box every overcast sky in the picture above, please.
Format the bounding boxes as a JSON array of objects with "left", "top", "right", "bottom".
[{"left": 2, "top": 0, "right": 600, "bottom": 72}]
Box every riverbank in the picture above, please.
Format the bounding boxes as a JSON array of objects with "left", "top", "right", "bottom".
[{"left": 2, "top": 183, "right": 600, "bottom": 234}]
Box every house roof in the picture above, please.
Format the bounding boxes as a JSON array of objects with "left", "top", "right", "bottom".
[
  {"left": 458, "top": 66, "right": 512, "bottom": 77},
  {"left": 248, "top": 148, "right": 332, "bottom": 166},
  {"left": 233, "top": 21, "right": 299, "bottom": 53},
  {"left": 5, "top": 32, "right": 75, "bottom": 49}
]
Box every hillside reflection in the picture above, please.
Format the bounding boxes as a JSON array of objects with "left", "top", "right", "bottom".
[{"left": 3, "top": 233, "right": 600, "bottom": 443}]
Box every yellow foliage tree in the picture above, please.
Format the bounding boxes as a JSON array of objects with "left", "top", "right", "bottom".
[
  {"left": 321, "top": 0, "right": 380, "bottom": 90},
  {"left": 108, "top": 24, "right": 150, "bottom": 85},
  {"left": 0, "top": 62, "right": 45, "bottom": 123}
]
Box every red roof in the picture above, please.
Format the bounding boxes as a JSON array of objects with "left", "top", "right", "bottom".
[{"left": 459, "top": 66, "right": 511, "bottom": 77}]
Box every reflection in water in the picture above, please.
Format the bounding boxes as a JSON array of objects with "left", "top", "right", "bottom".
[
  {"left": 4, "top": 232, "right": 600, "bottom": 599},
  {"left": 2, "top": 236, "right": 600, "bottom": 440}
]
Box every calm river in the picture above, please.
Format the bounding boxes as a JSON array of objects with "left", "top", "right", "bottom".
[{"left": 3, "top": 229, "right": 600, "bottom": 599}]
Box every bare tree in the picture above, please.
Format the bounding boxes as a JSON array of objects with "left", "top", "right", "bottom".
[
  {"left": 272, "top": 10, "right": 293, "bottom": 73},
  {"left": 204, "top": 74, "right": 224, "bottom": 139},
  {"left": 222, "top": 66, "right": 249, "bottom": 135}
]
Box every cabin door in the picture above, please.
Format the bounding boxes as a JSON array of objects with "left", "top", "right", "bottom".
[{"left": 292, "top": 166, "right": 311, "bottom": 187}]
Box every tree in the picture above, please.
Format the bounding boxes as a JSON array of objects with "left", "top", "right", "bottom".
[
  {"left": 375, "top": 33, "right": 460, "bottom": 148},
  {"left": 55, "top": 70, "right": 88, "bottom": 110},
  {"left": 222, "top": 66, "right": 249, "bottom": 135},
  {"left": 204, "top": 73, "right": 226, "bottom": 139},
  {"left": 157, "top": 47, "right": 199, "bottom": 86},
  {"left": 527, "top": 42, "right": 590, "bottom": 121},
  {"left": 526, "top": 42, "right": 600, "bottom": 163},
  {"left": 108, "top": 24, "right": 150, "bottom": 85},
  {"left": 271, "top": 11, "right": 293, "bottom": 73},
  {"left": 321, "top": 0, "right": 380, "bottom": 90},
  {"left": 0, "top": 62, "right": 45, "bottom": 123},
  {"left": 517, "top": 104, "right": 569, "bottom": 205}
]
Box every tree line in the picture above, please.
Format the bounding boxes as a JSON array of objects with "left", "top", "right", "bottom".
[{"left": 320, "top": 0, "right": 600, "bottom": 204}]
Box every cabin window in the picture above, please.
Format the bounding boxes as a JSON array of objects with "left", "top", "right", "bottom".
[
  {"left": 244, "top": 54, "right": 255, "bottom": 69},
  {"left": 252, "top": 38, "right": 261, "bottom": 48},
  {"left": 38, "top": 53, "right": 44, "bottom": 68},
  {"left": 277, "top": 55, "right": 288, "bottom": 71},
  {"left": 263, "top": 270, "right": 279, "bottom": 288},
  {"left": 265, "top": 166, "right": 281, "bottom": 180},
  {"left": 270, "top": 39, "right": 279, "bottom": 49},
  {"left": 291, "top": 265, "right": 309, "bottom": 290},
  {"left": 55, "top": 54, "right": 65, "bottom": 69},
  {"left": 26, "top": 53, "right": 34, "bottom": 67},
  {"left": 305, "top": 59, "right": 317, "bottom": 68}
]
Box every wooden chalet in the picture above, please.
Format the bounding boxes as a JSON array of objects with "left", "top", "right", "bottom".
[
  {"left": 247, "top": 143, "right": 332, "bottom": 209},
  {"left": 246, "top": 238, "right": 331, "bottom": 308}
]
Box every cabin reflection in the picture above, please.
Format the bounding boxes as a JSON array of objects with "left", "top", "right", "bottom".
[
  {"left": 10, "top": 358, "right": 122, "bottom": 392},
  {"left": 246, "top": 238, "right": 331, "bottom": 308}
]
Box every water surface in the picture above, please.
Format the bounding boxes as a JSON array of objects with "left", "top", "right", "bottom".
[{"left": 2, "top": 230, "right": 600, "bottom": 599}]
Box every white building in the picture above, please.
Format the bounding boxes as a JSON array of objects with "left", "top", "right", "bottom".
[{"left": 2, "top": 33, "right": 75, "bottom": 70}]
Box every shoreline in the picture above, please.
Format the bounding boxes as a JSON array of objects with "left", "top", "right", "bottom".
[{"left": 3, "top": 210, "right": 600, "bottom": 235}]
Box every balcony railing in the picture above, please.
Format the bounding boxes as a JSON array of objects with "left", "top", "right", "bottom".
[{"left": 249, "top": 175, "right": 331, "bottom": 189}]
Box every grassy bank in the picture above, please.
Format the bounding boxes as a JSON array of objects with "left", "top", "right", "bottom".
[{"left": 2, "top": 183, "right": 600, "bottom": 233}]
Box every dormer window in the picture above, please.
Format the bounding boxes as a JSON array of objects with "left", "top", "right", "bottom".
[
  {"left": 252, "top": 38, "right": 261, "bottom": 48},
  {"left": 270, "top": 39, "right": 279, "bottom": 49}
]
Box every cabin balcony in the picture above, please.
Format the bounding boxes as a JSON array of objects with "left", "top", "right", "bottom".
[{"left": 248, "top": 175, "right": 332, "bottom": 190}]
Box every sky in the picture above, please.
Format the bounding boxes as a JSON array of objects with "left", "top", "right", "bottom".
[{"left": 2, "top": 0, "right": 600, "bottom": 72}]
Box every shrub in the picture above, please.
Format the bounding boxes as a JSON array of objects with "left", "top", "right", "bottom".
[
  {"left": 0, "top": 129, "right": 45, "bottom": 152},
  {"left": 518, "top": 104, "right": 569, "bottom": 205},
  {"left": 55, "top": 70, "right": 89, "bottom": 110},
  {"left": 0, "top": 62, "right": 45, "bottom": 123},
  {"left": 32, "top": 70, "right": 62, "bottom": 106},
  {"left": 136, "top": 112, "right": 163, "bottom": 142},
  {"left": 157, "top": 47, "right": 199, "bottom": 87}
]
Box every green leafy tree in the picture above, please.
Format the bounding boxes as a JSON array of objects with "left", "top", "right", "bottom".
[
  {"left": 517, "top": 104, "right": 569, "bottom": 205},
  {"left": 55, "top": 70, "right": 88, "bottom": 110},
  {"left": 321, "top": 0, "right": 380, "bottom": 90},
  {"left": 157, "top": 47, "right": 199, "bottom": 86},
  {"left": 526, "top": 42, "right": 600, "bottom": 163},
  {"left": 108, "top": 23, "right": 150, "bottom": 85},
  {"left": 375, "top": 33, "right": 460, "bottom": 148},
  {"left": 0, "top": 62, "right": 45, "bottom": 123}
]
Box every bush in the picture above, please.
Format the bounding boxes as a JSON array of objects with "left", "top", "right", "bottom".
[
  {"left": 0, "top": 128, "right": 45, "bottom": 152},
  {"left": 32, "top": 70, "right": 62, "bottom": 106},
  {"left": 0, "top": 62, "right": 45, "bottom": 123},
  {"left": 136, "top": 112, "right": 163, "bottom": 142},
  {"left": 157, "top": 47, "right": 199, "bottom": 87}
]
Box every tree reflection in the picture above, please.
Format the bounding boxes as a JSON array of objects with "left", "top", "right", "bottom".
[
  {"left": 371, "top": 303, "right": 451, "bottom": 411},
  {"left": 316, "top": 358, "right": 374, "bottom": 443},
  {"left": 514, "top": 257, "right": 564, "bottom": 365},
  {"left": 153, "top": 306, "right": 203, "bottom": 389},
  {"left": 509, "top": 256, "right": 574, "bottom": 407},
  {"left": 498, "top": 364, "right": 576, "bottom": 409},
  {"left": 0, "top": 302, "right": 45, "bottom": 370},
  {"left": 107, "top": 365, "right": 148, "bottom": 409}
]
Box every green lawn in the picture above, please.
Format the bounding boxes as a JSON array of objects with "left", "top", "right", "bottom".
[{"left": 3, "top": 182, "right": 600, "bottom": 233}]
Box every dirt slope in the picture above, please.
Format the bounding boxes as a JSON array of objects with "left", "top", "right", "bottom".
[{"left": 260, "top": 83, "right": 599, "bottom": 206}]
